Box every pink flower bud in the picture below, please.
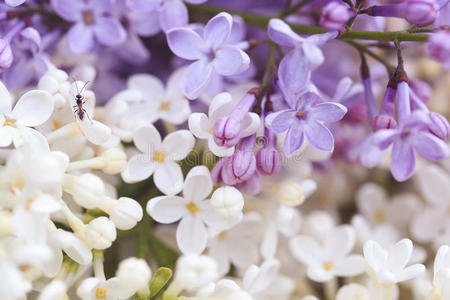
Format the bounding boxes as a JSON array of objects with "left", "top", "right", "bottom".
[
  {"left": 256, "top": 147, "right": 282, "bottom": 175},
  {"left": 405, "top": 0, "right": 439, "bottom": 25},
  {"left": 0, "top": 39, "right": 13, "bottom": 70},
  {"left": 372, "top": 114, "right": 398, "bottom": 131},
  {"left": 429, "top": 112, "right": 450, "bottom": 140},
  {"left": 427, "top": 30, "right": 450, "bottom": 70},
  {"left": 222, "top": 135, "right": 256, "bottom": 185},
  {"left": 213, "top": 116, "right": 242, "bottom": 147},
  {"left": 320, "top": 1, "right": 354, "bottom": 31}
]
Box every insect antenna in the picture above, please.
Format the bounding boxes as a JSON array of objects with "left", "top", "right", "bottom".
[
  {"left": 79, "top": 81, "right": 90, "bottom": 95},
  {"left": 72, "top": 77, "right": 80, "bottom": 95}
]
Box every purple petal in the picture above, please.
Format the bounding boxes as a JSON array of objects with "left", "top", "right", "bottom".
[
  {"left": 228, "top": 15, "right": 246, "bottom": 44},
  {"left": 128, "top": 10, "right": 160, "bottom": 36},
  {"left": 91, "top": 0, "right": 112, "bottom": 13},
  {"left": 265, "top": 109, "right": 296, "bottom": 134},
  {"left": 311, "top": 102, "right": 347, "bottom": 123},
  {"left": 283, "top": 122, "right": 304, "bottom": 157},
  {"left": 213, "top": 46, "right": 249, "bottom": 76},
  {"left": 302, "top": 41, "right": 324, "bottom": 68},
  {"left": 93, "top": 17, "right": 126, "bottom": 46},
  {"left": 278, "top": 48, "right": 310, "bottom": 95},
  {"left": 391, "top": 140, "right": 415, "bottom": 182},
  {"left": 67, "top": 23, "right": 94, "bottom": 54},
  {"left": 413, "top": 131, "right": 449, "bottom": 161},
  {"left": 305, "top": 31, "right": 338, "bottom": 46},
  {"left": 50, "top": 0, "right": 83, "bottom": 22},
  {"left": 372, "top": 129, "right": 397, "bottom": 150},
  {"left": 400, "top": 110, "right": 430, "bottom": 131},
  {"left": 166, "top": 28, "right": 205, "bottom": 60},
  {"left": 5, "top": 0, "right": 26, "bottom": 6},
  {"left": 304, "top": 121, "right": 334, "bottom": 152},
  {"left": 184, "top": 0, "right": 207, "bottom": 3},
  {"left": 203, "top": 12, "right": 232, "bottom": 49},
  {"left": 183, "top": 60, "right": 213, "bottom": 99},
  {"left": 267, "top": 18, "right": 301, "bottom": 47},
  {"left": 158, "top": 0, "right": 188, "bottom": 31},
  {"left": 126, "top": 0, "right": 161, "bottom": 11}
]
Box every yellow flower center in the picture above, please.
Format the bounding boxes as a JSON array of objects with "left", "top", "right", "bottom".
[
  {"left": 186, "top": 202, "right": 199, "bottom": 215},
  {"left": 374, "top": 210, "right": 386, "bottom": 223},
  {"left": 296, "top": 110, "right": 305, "bottom": 118},
  {"left": 323, "top": 261, "right": 334, "bottom": 271},
  {"left": 3, "top": 116, "right": 16, "bottom": 128},
  {"left": 96, "top": 287, "right": 107, "bottom": 299},
  {"left": 153, "top": 151, "right": 166, "bottom": 163},
  {"left": 53, "top": 120, "right": 62, "bottom": 129},
  {"left": 83, "top": 11, "right": 95, "bottom": 25},
  {"left": 159, "top": 102, "right": 170, "bottom": 111}
]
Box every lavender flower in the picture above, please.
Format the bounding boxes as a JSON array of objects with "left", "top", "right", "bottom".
[
  {"left": 167, "top": 12, "right": 250, "bottom": 99},
  {"left": 369, "top": 0, "right": 440, "bottom": 25},
  {"left": 266, "top": 92, "right": 347, "bottom": 157},
  {"left": 427, "top": 30, "right": 450, "bottom": 70},
  {"left": 51, "top": 0, "right": 126, "bottom": 54},
  {"left": 373, "top": 111, "right": 449, "bottom": 181},
  {"left": 320, "top": 1, "right": 354, "bottom": 31},
  {"left": 267, "top": 19, "right": 338, "bottom": 98}
]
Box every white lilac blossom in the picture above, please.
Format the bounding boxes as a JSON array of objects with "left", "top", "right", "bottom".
[
  {"left": 167, "top": 12, "right": 250, "bottom": 99},
  {"left": 122, "top": 124, "right": 195, "bottom": 195},
  {"left": 189, "top": 91, "right": 260, "bottom": 156},
  {"left": 2, "top": 1, "right": 450, "bottom": 300},
  {"left": 290, "top": 225, "right": 365, "bottom": 282},
  {"left": 147, "top": 167, "right": 244, "bottom": 254}
]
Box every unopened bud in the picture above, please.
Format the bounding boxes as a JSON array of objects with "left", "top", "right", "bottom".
[
  {"left": 429, "top": 112, "right": 450, "bottom": 140},
  {"left": 84, "top": 216, "right": 117, "bottom": 249},
  {"left": 427, "top": 30, "right": 450, "bottom": 70},
  {"left": 100, "top": 148, "right": 127, "bottom": 174},
  {"left": 63, "top": 174, "right": 105, "bottom": 209},
  {"left": 109, "top": 197, "right": 143, "bottom": 230},
  {"left": 224, "top": 149, "right": 256, "bottom": 184},
  {"left": 210, "top": 186, "right": 244, "bottom": 227},
  {"left": 273, "top": 180, "right": 305, "bottom": 207},
  {"left": 320, "top": 1, "right": 354, "bottom": 31},
  {"left": 256, "top": 146, "right": 282, "bottom": 175},
  {"left": 405, "top": 0, "right": 439, "bottom": 25},
  {"left": 213, "top": 116, "right": 241, "bottom": 147},
  {"left": 372, "top": 114, "right": 398, "bottom": 131},
  {"left": 116, "top": 257, "right": 152, "bottom": 297}
]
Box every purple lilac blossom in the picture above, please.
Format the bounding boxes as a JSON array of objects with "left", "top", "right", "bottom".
[
  {"left": 167, "top": 12, "right": 250, "bottom": 99},
  {"left": 266, "top": 92, "right": 347, "bottom": 157},
  {"left": 51, "top": 0, "right": 126, "bottom": 54}
]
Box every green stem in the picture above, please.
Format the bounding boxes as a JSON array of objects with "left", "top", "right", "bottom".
[
  {"left": 279, "top": 0, "right": 312, "bottom": 17},
  {"left": 187, "top": 4, "right": 429, "bottom": 42},
  {"left": 344, "top": 39, "right": 395, "bottom": 74}
]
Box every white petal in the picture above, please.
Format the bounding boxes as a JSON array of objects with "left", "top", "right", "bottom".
[
  {"left": 324, "top": 226, "right": 355, "bottom": 260},
  {"left": 13, "top": 127, "right": 49, "bottom": 151},
  {"left": 122, "top": 153, "right": 156, "bottom": 183},
  {"left": 78, "top": 119, "right": 111, "bottom": 145},
  {"left": 133, "top": 124, "right": 162, "bottom": 153},
  {"left": 127, "top": 73, "right": 165, "bottom": 101},
  {"left": 176, "top": 215, "right": 207, "bottom": 254},
  {"left": 0, "top": 125, "right": 13, "bottom": 147},
  {"left": 162, "top": 130, "right": 195, "bottom": 161},
  {"left": 387, "top": 239, "right": 413, "bottom": 273},
  {"left": 241, "top": 112, "right": 260, "bottom": 137},
  {"left": 416, "top": 164, "right": 450, "bottom": 206},
  {"left": 208, "top": 92, "right": 234, "bottom": 122},
  {"left": 146, "top": 195, "right": 187, "bottom": 223},
  {"left": 183, "top": 60, "right": 213, "bottom": 100},
  {"left": 50, "top": 229, "right": 92, "bottom": 265},
  {"left": 208, "top": 138, "right": 235, "bottom": 157},
  {"left": 244, "top": 259, "right": 280, "bottom": 294},
  {"left": 0, "top": 81, "right": 12, "bottom": 114},
  {"left": 13, "top": 90, "right": 54, "bottom": 127},
  {"left": 289, "top": 235, "right": 322, "bottom": 265},
  {"left": 261, "top": 222, "right": 278, "bottom": 260},
  {"left": 183, "top": 166, "right": 213, "bottom": 202},
  {"left": 154, "top": 160, "right": 183, "bottom": 195},
  {"left": 333, "top": 255, "right": 366, "bottom": 277},
  {"left": 189, "top": 113, "right": 210, "bottom": 139}
]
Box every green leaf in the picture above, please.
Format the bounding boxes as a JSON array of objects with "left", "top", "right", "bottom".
[{"left": 149, "top": 267, "right": 173, "bottom": 298}]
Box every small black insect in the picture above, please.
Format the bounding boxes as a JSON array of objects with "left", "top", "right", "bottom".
[{"left": 72, "top": 79, "right": 92, "bottom": 123}]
